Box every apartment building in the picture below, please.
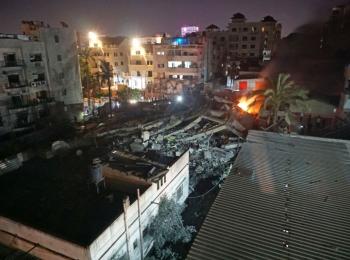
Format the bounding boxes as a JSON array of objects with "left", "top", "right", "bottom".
[
  {"left": 149, "top": 36, "right": 204, "bottom": 98},
  {"left": 128, "top": 38, "right": 155, "bottom": 90},
  {"left": 204, "top": 13, "right": 281, "bottom": 81},
  {"left": 22, "top": 21, "right": 83, "bottom": 115},
  {"left": 0, "top": 34, "right": 53, "bottom": 135}
]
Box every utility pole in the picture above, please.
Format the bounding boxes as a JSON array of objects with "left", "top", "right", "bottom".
[{"left": 137, "top": 189, "right": 144, "bottom": 260}]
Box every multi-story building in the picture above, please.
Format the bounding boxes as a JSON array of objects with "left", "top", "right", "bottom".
[
  {"left": 128, "top": 37, "right": 155, "bottom": 90},
  {"left": 204, "top": 13, "right": 282, "bottom": 81},
  {"left": 149, "top": 36, "right": 204, "bottom": 98},
  {"left": 100, "top": 36, "right": 129, "bottom": 85},
  {"left": 0, "top": 33, "right": 54, "bottom": 135},
  {"left": 21, "top": 21, "right": 83, "bottom": 116}
]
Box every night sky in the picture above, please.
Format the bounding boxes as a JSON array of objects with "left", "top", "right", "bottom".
[{"left": 0, "top": 0, "right": 347, "bottom": 37}]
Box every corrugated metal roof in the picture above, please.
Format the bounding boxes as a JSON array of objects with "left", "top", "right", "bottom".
[{"left": 187, "top": 130, "right": 350, "bottom": 260}]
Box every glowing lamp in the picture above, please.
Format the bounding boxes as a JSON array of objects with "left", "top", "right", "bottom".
[{"left": 132, "top": 38, "right": 141, "bottom": 47}]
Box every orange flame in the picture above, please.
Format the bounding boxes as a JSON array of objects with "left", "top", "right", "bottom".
[{"left": 238, "top": 96, "right": 256, "bottom": 113}]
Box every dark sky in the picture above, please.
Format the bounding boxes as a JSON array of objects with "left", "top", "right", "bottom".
[{"left": 0, "top": 0, "right": 347, "bottom": 37}]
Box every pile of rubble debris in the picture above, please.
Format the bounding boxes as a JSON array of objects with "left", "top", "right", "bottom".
[{"left": 100, "top": 105, "right": 247, "bottom": 191}]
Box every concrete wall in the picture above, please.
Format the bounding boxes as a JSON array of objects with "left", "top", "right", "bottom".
[
  {"left": 39, "top": 27, "right": 83, "bottom": 106},
  {"left": 88, "top": 151, "right": 190, "bottom": 260},
  {"left": 0, "top": 217, "right": 89, "bottom": 260}
]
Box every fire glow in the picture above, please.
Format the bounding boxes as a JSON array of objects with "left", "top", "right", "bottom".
[{"left": 238, "top": 96, "right": 257, "bottom": 113}]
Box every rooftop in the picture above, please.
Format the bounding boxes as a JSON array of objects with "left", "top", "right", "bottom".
[
  {"left": 187, "top": 130, "right": 350, "bottom": 260},
  {"left": 0, "top": 146, "right": 169, "bottom": 246}
]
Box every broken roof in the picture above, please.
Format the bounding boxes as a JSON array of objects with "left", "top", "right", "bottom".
[{"left": 187, "top": 130, "right": 350, "bottom": 260}]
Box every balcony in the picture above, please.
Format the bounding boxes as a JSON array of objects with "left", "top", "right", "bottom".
[
  {"left": 167, "top": 67, "right": 200, "bottom": 74},
  {"left": 0, "top": 59, "right": 25, "bottom": 67},
  {"left": 8, "top": 97, "right": 55, "bottom": 111},
  {"left": 3, "top": 82, "right": 27, "bottom": 89}
]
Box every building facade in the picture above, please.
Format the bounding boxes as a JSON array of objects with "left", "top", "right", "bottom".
[
  {"left": 0, "top": 34, "right": 54, "bottom": 135},
  {"left": 204, "top": 13, "right": 281, "bottom": 81},
  {"left": 22, "top": 21, "right": 83, "bottom": 117}
]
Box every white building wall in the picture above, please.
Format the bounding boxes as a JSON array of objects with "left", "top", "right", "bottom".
[
  {"left": 39, "top": 27, "right": 83, "bottom": 107},
  {"left": 88, "top": 151, "right": 190, "bottom": 260}
]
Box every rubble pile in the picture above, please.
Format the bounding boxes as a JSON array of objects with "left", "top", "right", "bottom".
[{"left": 105, "top": 112, "right": 244, "bottom": 191}]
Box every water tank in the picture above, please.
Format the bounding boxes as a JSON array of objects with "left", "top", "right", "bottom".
[{"left": 90, "top": 158, "right": 103, "bottom": 184}]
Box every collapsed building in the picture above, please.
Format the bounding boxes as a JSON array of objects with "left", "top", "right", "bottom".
[{"left": 101, "top": 104, "right": 246, "bottom": 191}]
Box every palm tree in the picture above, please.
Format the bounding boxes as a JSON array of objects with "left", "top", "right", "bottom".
[
  {"left": 100, "top": 60, "right": 114, "bottom": 116},
  {"left": 253, "top": 73, "right": 308, "bottom": 130},
  {"left": 79, "top": 48, "right": 98, "bottom": 114}
]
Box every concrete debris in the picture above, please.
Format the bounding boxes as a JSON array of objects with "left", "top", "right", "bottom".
[
  {"left": 129, "top": 142, "right": 144, "bottom": 153},
  {"left": 107, "top": 109, "right": 244, "bottom": 191}
]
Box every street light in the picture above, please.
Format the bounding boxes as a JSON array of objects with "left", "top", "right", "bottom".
[
  {"left": 132, "top": 38, "right": 141, "bottom": 48},
  {"left": 88, "top": 31, "right": 98, "bottom": 41},
  {"left": 176, "top": 95, "right": 183, "bottom": 103}
]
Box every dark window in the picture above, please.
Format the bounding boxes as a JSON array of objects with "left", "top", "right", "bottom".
[
  {"left": 136, "top": 50, "right": 141, "bottom": 55},
  {"left": 250, "top": 44, "right": 256, "bottom": 49},
  {"left": 243, "top": 27, "right": 248, "bottom": 32},
  {"left": 160, "top": 177, "right": 163, "bottom": 186},
  {"left": 137, "top": 71, "right": 141, "bottom": 76},
  {"left": 62, "top": 88, "right": 67, "bottom": 96},
  {"left": 54, "top": 35, "right": 59, "bottom": 43},
  {"left": 147, "top": 60, "right": 153, "bottom": 65},
  {"left": 35, "top": 73, "right": 45, "bottom": 81},
  {"left": 231, "top": 28, "right": 237, "bottom": 32},
  {"left": 220, "top": 37, "right": 225, "bottom": 42},
  {"left": 59, "top": 72, "right": 65, "bottom": 79},
  {"left": 115, "top": 62, "right": 118, "bottom": 66},
  {"left": 133, "top": 240, "right": 138, "bottom": 249},
  {"left": 242, "top": 36, "right": 248, "bottom": 41},
  {"left": 251, "top": 36, "right": 257, "bottom": 41},
  {"left": 120, "top": 52, "right": 123, "bottom": 56},
  {"left": 4, "top": 53, "right": 17, "bottom": 66},
  {"left": 121, "top": 61, "right": 124, "bottom": 65},
  {"left": 30, "top": 53, "right": 42, "bottom": 62},
  {"left": 148, "top": 71, "right": 152, "bottom": 77},
  {"left": 136, "top": 60, "right": 142, "bottom": 65},
  {"left": 114, "top": 52, "right": 118, "bottom": 57},
  {"left": 8, "top": 74, "right": 20, "bottom": 87},
  {"left": 242, "top": 44, "right": 247, "bottom": 49},
  {"left": 0, "top": 115, "right": 3, "bottom": 127},
  {"left": 57, "top": 55, "right": 62, "bottom": 61},
  {"left": 157, "top": 181, "right": 160, "bottom": 190},
  {"left": 249, "top": 53, "right": 255, "bottom": 57}
]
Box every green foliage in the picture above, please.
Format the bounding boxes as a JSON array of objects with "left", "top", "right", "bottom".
[
  {"left": 149, "top": 196, "right": 195, "bottom": 260},
  {"left": 252, "top": 73, "right": 309, "bottom": 129},
  {"left": 117, "top": 86, "right": 142, "bottom": 102}
]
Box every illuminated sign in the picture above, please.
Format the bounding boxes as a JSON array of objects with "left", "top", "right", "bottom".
[{"left": 181, "top": 26, "right": 199, "bottom": 37}]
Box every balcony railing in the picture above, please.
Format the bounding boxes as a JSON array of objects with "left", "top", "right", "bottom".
[
  {"left": 8, "top": 97, "right": 55, "bottom": 110},
  {"left": 3, "top": 82, "right": 27, "bottom": 89},
  {"left": 0, "top": 59, "right": 25, "bottom": 67}
]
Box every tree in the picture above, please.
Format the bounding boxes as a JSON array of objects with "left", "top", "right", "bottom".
[
  {"left": 100, "top": 60, "right": 114, "bottom": 116},
  {"left": 252, "top": 73, "right": 308, "bottom": 130},
  {"left": 148, "top": 197, "right": 195, "bottom": 260},
  {"left": 79, "top": 48, "right": 99, "bottom": 113}
]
